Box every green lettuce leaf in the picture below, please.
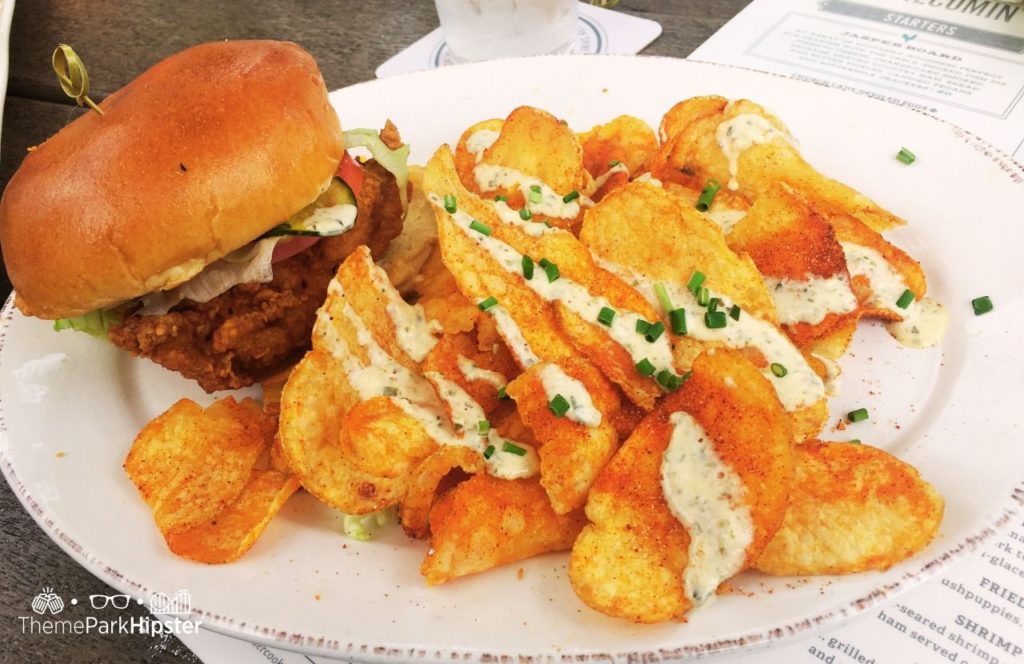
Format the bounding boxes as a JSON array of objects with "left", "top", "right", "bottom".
[
  {"left": 343, "top": 129, "right": 410, "bottom": 209},
  {"left": 53, "top": 308, "right": 122, "bottom": 339}
]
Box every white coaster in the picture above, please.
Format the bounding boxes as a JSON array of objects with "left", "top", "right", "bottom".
[{"left": 375, "top": 3, "right": 662, "bottom": 78}]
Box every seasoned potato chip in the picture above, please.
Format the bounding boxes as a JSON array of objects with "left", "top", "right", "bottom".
[
  {"left": 578, "top": 115, "right": 658, "bottom": 199},
  {"left": 454, "top": 118, "right": 505, "bottom": 188},
  {"left": 400, "top": 445, "right": 484, "bottom": 539},
  {"left": 569, "top": 349, "right": 793, "bottom": 623},
  {"left": 727, "top": 183, "right": 861, "bottom": 358},
  {"left": 126, "top": 397, "right": 273, "bottom": 533},
  {"left": 164, "top": 470, "right": 300, "bottom": 564},
  {"left": 125, "top": 397, "right": 296, "bottom": 564},
  {"left": 755, "top": 441, "right": 943, "bottom": 575},
  {"left": 829, "top": 213, "right": 927, "bottom": 321},
  {"left": 280, "top": 349, "right": 411, "bottom": 513},
  {"left": 581, "top": 181, "right": 828, "bottom": 440},
  {"left": 451, "top": 107, "right": 591, "bottom": 231},
  {"left": 422, "top": 474, "right": 586, "bottom": 585},
  {"left": 506, "top": 357, "right": 621, "bottom": 514},
  {"left": 653, "top": 97, "right": 906, "bottom": 233}
]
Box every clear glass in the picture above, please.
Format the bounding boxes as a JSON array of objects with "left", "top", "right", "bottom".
[{"left": 434, "top": 0, "right": 579, "bottom": 63}]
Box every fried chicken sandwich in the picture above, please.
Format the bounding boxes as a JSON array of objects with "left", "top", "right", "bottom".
[{"left": 0, "top": 40, "right": 407, "bottom": 391}]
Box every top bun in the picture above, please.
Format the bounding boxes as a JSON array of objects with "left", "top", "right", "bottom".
[{"left": 0, "top": 40, "right": 344, "bottom": 319}]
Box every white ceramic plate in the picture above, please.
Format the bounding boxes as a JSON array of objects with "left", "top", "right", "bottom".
[{"left": 2, "top": 56, "right": 1022, "bottom": 662}]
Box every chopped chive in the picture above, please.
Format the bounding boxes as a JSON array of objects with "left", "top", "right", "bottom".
[
  {"left": 469, "top": 219, "right": 492, "bottom": 236},
  {"left": 656, "top": 369, "right": 681, "bottom": 391},
  {"left": 695, "top": 178, "right": 721, "bottom": 212},
  {"left": 972, "top": 296, "right": 993, "bottom": 316},
  {"left": 543, "top": 221, "right": 552, "bottom": 228},
  {"left": 707, "top": 297, "right": 721, "bottom": 314},
  {"left": 635, "top": 319, "right": 651, "bottom": 335},
  {"left": 443, "top": 194, "right": 457, "bottom": 214},
  {"left": 770, "top": 363, "right": 788, "bottom": 378},
  {"left": 687, "top": 271, "right": 706, "bottom": 293},
  {"left": 494, "top": 195, "right": 508, "bottom": 203},
  {"left": 519, "top": 207, "right": 533, "bottom": 221},
  {"left": 597, "top": 306, "right": 616, "bottom": 327},
  {"left": 697, "top": 287, "right": 710, "bottom": 307},
  {"left": 644, "top": 321, "right": 665, "bottom": 342},
  {"left": 705, "top": 311, "right": 727, "bottom": 329},
  {"left": 521, "top": 255, "right": 534, "bottom": 280},
  {"left": 654, "top": 283, "right": 673, "bottom": 313},
  {"left": 729, "top": 304, "right": 741, "bottom": 321},
  {"left": 848, "top": 408, "right": 869, "bottom": 423},
  {"left": 896, "top": 147, "right": 916, "bottom": 165},
  {"left": 478, "top": 296, "right": 498, "bottom": 312},
  {"left": 528, "top": 185, "right": 542, "bottom": 204},
  {"left": 497, "top": 385, "right": 509, "bottom": 400},
  {"left": 896, "top": 289, "right": 915, "bottom": 309},
  {"left": 502, "top": 441, "right": 527, "bottom": 456},
  {"left": 562, "top": 190, "right": 580, "bottom": 204},
  {"left": 848, "top": 439, "right": 861, "bottom": 445},
  {"left": 549, "top": 394, "right": 571, "bottom": 418},
  {"left": 478, "top": 420, "right": 491, "bottom": 434},
  {"left": 541, "top": 260, "right": 560, "bottom": 282},
  {"left": 635, "top": 358, "right": 656, "bottom": 377},
  {"left": 609, "top": 159, "right": 621, "bottom": 168},
  {"left": 483, "top": 444, "right": 495, "bottom": 459},
  {"left": 382, "top": 386, "right": 398, "bottom": 397},
  {"left": 669, "top": 308, "right": 687, "bottom": 335}
]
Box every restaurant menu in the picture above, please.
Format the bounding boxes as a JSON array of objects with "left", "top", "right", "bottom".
[
  {"left": 176, "top": 2, "right": 1024, "bottom": 662},
  {"left": 690, "top": 0, "right": 1024, "bottom": 161}
]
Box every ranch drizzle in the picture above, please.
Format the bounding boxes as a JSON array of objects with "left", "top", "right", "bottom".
[
  {"left": 841, "top": 242, "right": 948, "bottom": 349},
  {"left": 661, "top": 410, "right": 753, "bottom": 606}
]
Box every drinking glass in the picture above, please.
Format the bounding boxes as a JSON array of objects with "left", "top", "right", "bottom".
[{"left": 434, "top": 0, "right": 579, "bottom": 63}]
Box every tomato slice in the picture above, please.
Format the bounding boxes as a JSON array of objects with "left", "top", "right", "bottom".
[
  {"left": 338, "top": 151, "right": 363, "bottom": 196},
  {"left": 271, "top": 235, "right": 320, "bottom": 263}
]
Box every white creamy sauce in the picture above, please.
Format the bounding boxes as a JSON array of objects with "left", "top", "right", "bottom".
[
  {"left": 661, "top": 411, "right": 753, "bottom": 607},
  {"left": 634, "top": 172, "right": 663, "bottom": 187},
  {"left": 841, "top": 242, "right": 948, "bottom": 349},
  {"left": 715, "top": 114, "right": 792, "bottom": 191},
  {"left": 487, "top": 304, "right": 541, "bottom": 368},
  {"left": 432, "top": 196, "right": 678, "bottom": 378},
  {"left": 424, "top": 372, "right": 539, "bottom": 480},
  {"left": 537, "top": 363, "right": 602, "bottom": 427},
  {"left": 812, "top": 353, "right": 842, "bottom": 397},
  {"left": 763, "top": 274, "right": 858, "bottom": 326},
  {"left": 703, "top": 208, "right": 747, "bottom": 236},
  {"left": 368, "top": 263, "right": 441, "bottom": 363},
  {"left": 465, "top": 129, "right": 500, "bottom": 162},
  {"left": 473, "top": 165, "right": 582, "bottom": 220},
  {"left": 592, "top": 256, "right": 825, "bottom": 411},
  {"left": 456, "top": 355, "right": 507, "bottom": 389},
  {"left": 302, "top": 203, "right": 358, "bottom": 236},
  {"left": 590, "top": 161, "right": 630, "bottom": 192},
  {"left": 316, "top": 280, "right": 537, "bottom": 479}
]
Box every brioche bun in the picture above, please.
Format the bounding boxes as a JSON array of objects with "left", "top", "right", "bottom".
[{"left": 0, "top": 40, "right": 344, "bottom": 319}]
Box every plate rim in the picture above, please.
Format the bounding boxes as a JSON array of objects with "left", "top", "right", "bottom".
[{"left": 2, "top": 54, "right": 1023, "bottom": 662}]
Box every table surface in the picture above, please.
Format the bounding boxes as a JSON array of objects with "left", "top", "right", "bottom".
[{"left": 0, "top": 1, "right": 752, "bottom": 662}]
